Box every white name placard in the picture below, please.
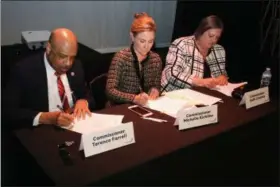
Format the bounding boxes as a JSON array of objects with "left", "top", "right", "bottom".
[
  {"left": 176, "top": 105, "right": 218, "bottom": 130},
  {"left": 79, "top": 122, "right": 135, "bottom": 158},
  {"left": 239, "top": 87, "right": 270, "bottom": 109}
]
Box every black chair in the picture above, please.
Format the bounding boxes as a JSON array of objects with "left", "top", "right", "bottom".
[{"left": 89, "top": 73, "right": 108, "bottom": 110}]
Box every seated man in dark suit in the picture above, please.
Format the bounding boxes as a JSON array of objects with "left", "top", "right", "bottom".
[{"left": 3, "top": 28, "right": 94, "bottom": 129}]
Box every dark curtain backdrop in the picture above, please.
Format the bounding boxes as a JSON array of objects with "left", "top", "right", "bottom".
[{"left": 171, "top": 1, "right": 279, "bottom": 94}]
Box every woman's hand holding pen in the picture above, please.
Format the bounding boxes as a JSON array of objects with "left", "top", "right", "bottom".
[
  {"left": 193, "top": 75, "right": 229, "bottom": 88},
  {"left": 133, "top": 92, "right": 149, "bottom": 106},
  {"left": 213, "top": 75, "right": 228, "bottom": 86},
  {"left": 193, "top": 77, "right": 216, "bottom": 88},
  {"left": 148, "top": 88, "right": 159, "bottom": 100}
]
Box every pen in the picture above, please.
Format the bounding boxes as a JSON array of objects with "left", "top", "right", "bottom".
[
  {"left": 57, "top": 104, "right": 73, "bottom": 114},
  {"left": 195, "top": 104, "right": 207, "bottom": 108},
  {"left": 57, "top": 105, "right": 65, "bottom": 112},
  {"left": 56, "top": 105, "right": 74, "bottom": 130},
  {"left": 142, "top": 117, "right": 168, "bottom": 123}
]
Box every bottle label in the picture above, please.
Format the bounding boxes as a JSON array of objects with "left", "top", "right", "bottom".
[{"left": 261, "top": 77, "right": 271, "bottom": 87}]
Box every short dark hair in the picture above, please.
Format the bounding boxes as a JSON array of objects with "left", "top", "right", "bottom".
[{"left": 194, "top": 15, "right": 224, "bottom": 39}]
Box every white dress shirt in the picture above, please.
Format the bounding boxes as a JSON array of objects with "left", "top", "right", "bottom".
[{"left": 33, "top": 53, "right": 74, "bottom": 126}]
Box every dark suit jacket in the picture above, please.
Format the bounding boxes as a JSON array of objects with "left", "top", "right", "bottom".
[{"left": 3, "top": 51, "right": 94, "bottom": 129}]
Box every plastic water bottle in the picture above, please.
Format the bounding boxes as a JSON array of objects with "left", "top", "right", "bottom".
[{"left": 260, "top": 67, "right": 272, "bottom": 88}]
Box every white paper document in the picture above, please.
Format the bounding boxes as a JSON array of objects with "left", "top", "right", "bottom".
[
  {"left": 164, "top": 88, "right": 222, "bottom": 105},
  {"left": 146, "top": 96, "right": 194, "bottom": 117},
  {"left": 146, "top": 88, "right": 222, "bottom": 117},
  {"left": 211, "top": 82, "right": 248, "bottom": 97},
  {"left": 67, "top": 113, "right": 124, "bottom": 134}
]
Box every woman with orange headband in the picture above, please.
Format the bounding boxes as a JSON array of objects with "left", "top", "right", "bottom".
[{"left": 106, "top": 12, "right": 162, "bottom": 106}]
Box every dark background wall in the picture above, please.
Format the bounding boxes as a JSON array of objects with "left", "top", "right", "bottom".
[{"left": 172, "top": 1, "right": 278, "bottom": 96}]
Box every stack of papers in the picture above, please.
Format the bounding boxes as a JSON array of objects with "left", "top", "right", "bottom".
[
  {"left": 67, "top": 113, "right": 124, "bottom": 134},
  {"left": 146, "top": 88, "right": 222, "bottom": 117},
  {"left": 146, "top": 96, "right": 194, "bottom": 117},
  {"left": 211, "top": 82, "right": 248, "bottom": 97},
  {"left": 164, "top": 88, "right": 222, "bottom": 105}
]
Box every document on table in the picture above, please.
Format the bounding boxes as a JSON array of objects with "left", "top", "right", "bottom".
[
  {"left": 145, "top": 88, "right": 222, "bottom": 117},
  {"left": 211, "top": 82, "right": 248, "bottom": 97},
  {"left": 163, "top": 88, "right": 222, "bottom": 105},
  {"left": 146, "top": 96, "right": 194, "bottom": 117},
  {"left": 65, "top": 113, "right": 124, "bottom": 134}
]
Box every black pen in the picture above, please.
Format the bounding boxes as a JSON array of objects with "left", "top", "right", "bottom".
[
  {"left": 195, "top": 104, "right": 207, "bottom": 108},
  {"left": 57, "top": 105, "right": 73, "bottom": 114},
  {"left": 57, "top": 105, "right": 65, "bottom": 112},
  {"left": 56, "top": 105, "right": 74, "bottom": 129}
]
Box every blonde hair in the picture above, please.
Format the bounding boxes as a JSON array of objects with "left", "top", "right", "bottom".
[{"left": 130, "top": 12, "right": 156, "bottom": 36}]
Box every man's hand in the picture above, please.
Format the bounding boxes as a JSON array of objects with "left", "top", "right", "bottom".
[
  {"left": 214, "top": 75, "right": 228, "bottom": 86},
  {"left": 57, "top": 112, "right": 75, "bottom": 127},
  {"left": 148, "top": 88, "right": 160, "bottom": 100},
  {"left": 133, "top": 92, "right": 149, "bottom": 106},
  {"left": 39, "top": 111, "right": 74, "bottom": 127},
  {"left": 73, "top": 99, "right": 91, "bottom": 120}
]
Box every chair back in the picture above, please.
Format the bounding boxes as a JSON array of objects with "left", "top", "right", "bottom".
[{"left": 89, "top": 73, "right": 108, "bottom": 110}]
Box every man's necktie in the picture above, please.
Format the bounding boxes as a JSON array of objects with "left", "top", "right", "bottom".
[{"left": 55, "top": 72, "right": 70, "bottom": 112}]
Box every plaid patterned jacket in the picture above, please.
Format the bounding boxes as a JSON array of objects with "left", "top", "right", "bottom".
[
  {"left": 106, "top": 46, "right": 162, "bottom": 104},
  {"left": 161, "top": 36, "right": 227, "bottom": 92}
]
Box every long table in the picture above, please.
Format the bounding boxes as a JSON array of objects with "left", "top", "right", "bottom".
[{"left": 14, "top": 88, "right": 278, "bottom": 185}]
